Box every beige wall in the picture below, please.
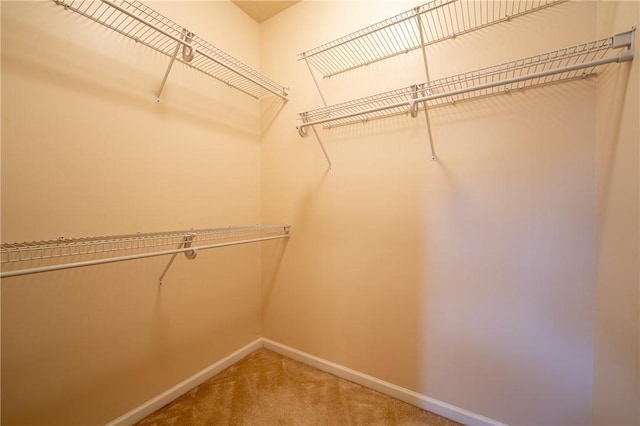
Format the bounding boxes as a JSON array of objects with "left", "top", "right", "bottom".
[
  {"left": 2, "top": 1, "right": 638, "bottom": 425},
  {"left": 1, "top": 1, "right": 266, "bottom": 424},
  {"left": 594, "top": 1, "right": 640, "bottom": 425},
  {"left": 260, "top": 1, "right": 605, "bottom": 425}
]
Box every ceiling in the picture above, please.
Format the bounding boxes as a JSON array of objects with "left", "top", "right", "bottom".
[{"left": 231, "top": 1, "right": 300, "bottom": 23}]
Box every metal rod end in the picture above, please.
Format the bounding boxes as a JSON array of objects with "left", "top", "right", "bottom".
[
  {"left": 297, "top": 126, "right": 309, "bottom": 137},
  {"left": 184, "top": 249, "right": 197, "bottom": 260}
]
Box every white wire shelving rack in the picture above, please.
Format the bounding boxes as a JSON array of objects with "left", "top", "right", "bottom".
[
  {"left": 1, "top": 225, "right": 291, "bottom": 284},
  {"left": 297, "top": 29, "right": 635, "bottom": 133},
  {"left": 53, "top": 0, "right": 289, "bottom": 101},
  {"left": 297, "top": 0, "right": 578, "bottom": 168},
  {"left": 300, "top": 0, "right": 565, "bottom": 78}
]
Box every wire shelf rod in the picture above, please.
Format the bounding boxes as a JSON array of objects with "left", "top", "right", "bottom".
[
  {"left": 297, "top": 29, "right": 634, "bottom": 133},
  {"left": 53, "top": 0, "right": 289, "bottom": 100},
  {"left": 0, "top": 234, "right": 289, "bottom": 279},
  {"left": 300, "top": 0, "right": 565, "bottom": 78},
  {"left": 1, "top": 225, "right": 290, "bottom": 265},
  {"left": 98, "top": 0, "right": 286, "bottom": 100}
]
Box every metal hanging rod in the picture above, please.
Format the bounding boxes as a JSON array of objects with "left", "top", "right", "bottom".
[
  {"left": 297, "top": 28, "right": 635, "bottom": 135},
  {"left": 300, "top": 0, "right": 565, "bottom": 78},
  {"left": 53, "top": 0, "right": 289, "bottom": 100},
  {"left": 0, "top": 225, "right": 291, "bottom": 279}
]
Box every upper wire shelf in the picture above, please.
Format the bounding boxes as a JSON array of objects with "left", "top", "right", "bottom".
[
  {"left": 297, "top": 29, "right": 635, "bottom": 134},
  {"left": 54, "top": 0, "right": 289, "bottom": 100},
  {"left": 1, "top": 225, "right": 291, "bottom": 280},
  {"left": 299, "top": 0, "right": 565, "bottom": 78}
]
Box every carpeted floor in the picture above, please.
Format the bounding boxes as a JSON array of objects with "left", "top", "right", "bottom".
[{"left": 136, "top": 348, "right": 461, "bottom": 425}]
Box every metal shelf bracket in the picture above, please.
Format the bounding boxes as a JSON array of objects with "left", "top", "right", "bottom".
[
  {"left": 614, "top": 25, "right": 636, "bottom": 62},
  {"left": 297, "top": 113, "right": 332, "bottom": 170},
  {"left": 158, "top": 233, "right": 197, "bottom": 285},
  {"left": 156, "top": 29, "right": 195, "bottom": 103}
]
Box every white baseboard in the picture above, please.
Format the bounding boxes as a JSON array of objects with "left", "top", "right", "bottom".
[
  {"left": 262, "top": 338, "right": 506, "bottom": 426},
  {"left": 107, "top": 337, "right": 504, "bottom": 426},
  {"left": 106, "top": 338, "right": 263, "bottom": 426}
]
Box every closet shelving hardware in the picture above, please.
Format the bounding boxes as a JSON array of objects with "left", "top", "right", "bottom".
[
  {"left": 0, "top": 225, "right": 291, "bottom": 283},
  {"left": 53, "top": 0, "right": 289, "bottom": 101},
  {"left": 299, "top": 0, "right": 565, "bottom": 78},
  {"left": 297, "top": 28, "right": 636, "bottom": 139},
  {"left": 297, "top": 0, "right": 567, "bottom": 168}
]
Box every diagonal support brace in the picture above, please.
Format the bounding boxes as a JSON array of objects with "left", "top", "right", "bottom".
[
  {"left": 416, "top": 11, "right": 437, "bottom": 161},
  {"left": 156, "top": 29, "right": 195, "bottom": 103},
  {"left": 158, "top": 233, "right": 197, "bottom": 285},
  {"left": 297, "top": 113, "right": 332, "bottom": 170}
]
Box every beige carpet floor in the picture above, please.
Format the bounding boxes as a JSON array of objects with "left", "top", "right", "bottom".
[{"left": 136, "top": 348, "right": 461, "bottom": 426}]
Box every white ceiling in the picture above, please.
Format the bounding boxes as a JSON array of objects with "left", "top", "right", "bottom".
[{"left": 231, "top": 1, "right": 300, "bottom": 23}]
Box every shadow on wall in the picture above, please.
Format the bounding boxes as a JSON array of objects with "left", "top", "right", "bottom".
[
  {"left": 595, "top": 62, "right": 632, "bottom": 243},
  {"left": 417, "top": 80, "right": 596, "bottom": 424},
  {"left": 261, "top": 94, "right": 289, "bottom": 135},
  {"left": 1, "top": 4, "right": 261, "bottom": 138},
  {"left": 1, "top": 242, "right": 263, "bottom": 425}
]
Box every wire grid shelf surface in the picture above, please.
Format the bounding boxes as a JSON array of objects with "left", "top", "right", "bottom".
[
  {"left": 1, "top": 225, "right": 290, "bottom": 264},
  {"left": 300, "top": 0, "right": 564, "bottom": 77},
  {"left": 298, "top": 31, "right": 632, "bottom": 129},
  {"left": 54, "top": 0, "right": 288, "bottom": 99}
]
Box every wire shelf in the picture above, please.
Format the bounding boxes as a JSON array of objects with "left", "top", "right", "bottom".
[
  {"left": 1, "top": 225, "right": 291, "bottom": 278},
  {"left": 300, "top": 0, "right": 565, "bottom": 78},
  {"left": 54, "top": 0, "right": 289, "bottom": 100},
  {"left": 297, "top": 30, "right": 635, "bottom": 132}
]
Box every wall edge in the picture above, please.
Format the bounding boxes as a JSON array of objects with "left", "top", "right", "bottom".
[
  {"left": 262, "top": 338, "right": 507, "bottom": 426},
  {"left": 105, "top": 338, "right": 264, "bottom": 426}
]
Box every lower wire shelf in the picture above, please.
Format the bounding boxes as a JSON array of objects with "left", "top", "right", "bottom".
[{"left": 0, "top": 224, "right": 291, "bottom": 281}]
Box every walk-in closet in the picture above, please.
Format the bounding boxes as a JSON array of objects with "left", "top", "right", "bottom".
[{"left": 1, "top": 0, "right": 638, "bottom": 424}]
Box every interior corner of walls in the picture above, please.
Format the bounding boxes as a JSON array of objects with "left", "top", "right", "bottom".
[
  {"left": 261, "top": 339, "right": 506, "bottom": 426},
  {"left": 105, "top": 338, "right": 264, "bottom": 426}
]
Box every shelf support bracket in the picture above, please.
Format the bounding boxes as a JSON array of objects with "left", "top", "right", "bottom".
[
  {"left": 300, "top": 55, "right": 332, "bottom": 170},
  {"left": 156, "top": 41, "right": 180, "bottom": 103},
  {"left": 416, "top": 10, "right": 437, "bottom": 161},
  {"left": 156, "top": 29, "right": 195, "bottom": 103},
  {"left": 303, "top": 54, "right": 329, "bottom": 107},
  {"left": 298, "top": 113, "right": 332, "bottom": 170},
  {"left": 158, "top": 233, "right": 197, "bottom": 285},
  {"left": 311, "top": 125, "right": 332, "bottom": 170},
  {"left": 614, "top": 26, "right": 636, "bottom": 62}
]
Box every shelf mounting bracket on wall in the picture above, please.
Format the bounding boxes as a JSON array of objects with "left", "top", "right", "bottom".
[
  {"left": 416, "top": 9, "right": 437, "bottom": 161},
  {"left": 298, "top": 112, "right": 332, "bottom": 170},
  {"left": 158, "top": 233, "right": 197, "bottom": 285},
  {"left": 298, "top": 54, "right": 333, "bottom": 170},
  {"left": 156, "top": 29, "right": 195, "bottom": 103},
  {"left": 302, "top": 53, "right": 329, "bottom": 107}
]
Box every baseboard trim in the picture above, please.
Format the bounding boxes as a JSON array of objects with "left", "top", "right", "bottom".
[
  {"left": 107, "top": 337, "right": 504, "bottom": 426},
  {"left": 106, "top": 338, "right": 263, "bottom": 426},
  {"left": 262, "top": 338, "right": 506, "bottom": 426}
]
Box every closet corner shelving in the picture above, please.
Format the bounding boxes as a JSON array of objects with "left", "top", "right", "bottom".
[
  {"left": 0, "top": 225, "right": 291, "bottom": 284},
  {"left": 53, "top": 0, "right": 289, "bottom": 102},
  {"left": 296, "top": 0, "right": 635, "bottom": 168}
]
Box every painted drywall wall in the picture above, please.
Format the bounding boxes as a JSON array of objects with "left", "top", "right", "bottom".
[
  {"left": 593, "top": 2, "right": 640, "bottom": 425},
  {"left": 0, "top": 1, "right": 271, "bottom": 424},
  {"left": 260, "top": 1, "right": 600, "bottom": 424}
]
